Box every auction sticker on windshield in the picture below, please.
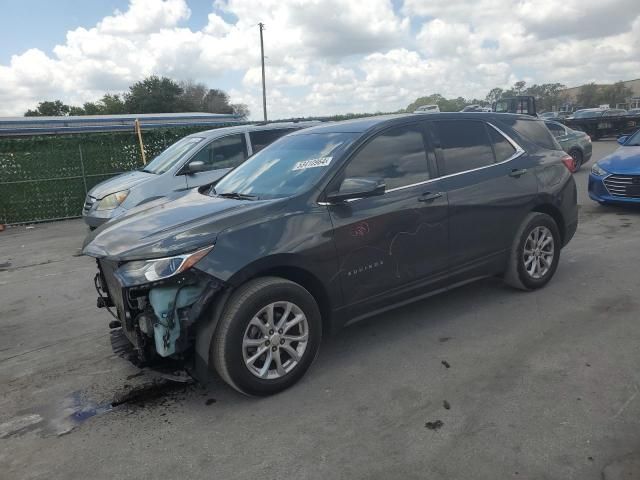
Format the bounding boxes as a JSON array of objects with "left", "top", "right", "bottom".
[{"left": 293, "top": 157, "right": 332, "bottom": 171}]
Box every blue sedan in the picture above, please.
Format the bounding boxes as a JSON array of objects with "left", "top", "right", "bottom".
[{"left": 588, "top": 129, "right": 640, "bottom": 205}]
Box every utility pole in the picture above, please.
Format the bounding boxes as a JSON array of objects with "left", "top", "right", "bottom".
[{"left": 259, "top": 22, "right": 267, "bottom": 122}]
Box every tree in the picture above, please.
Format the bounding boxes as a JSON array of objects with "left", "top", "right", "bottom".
[
  {"left": 485, "top": 88, "right": 504, "bottom": 104},
  {"left": 576, "top": 83, "right": 600, "bottom": 107},
  {"left": 406, "top": 94, "right": 483, "bottom": 112},
  {"left": 523, "top": 83, "right": 566, "bottom": 111},
  {"left": 442, "top": 96, "right": 469, "bottom": 111},
  {"left": 231, "top": 103, "right": 250, "bottom": 119},
  {"left": 69, "top": 106, "right": 87, "bottom": 116},
  {"left": 513, "top": 81, "right": 526, "bottom": 95},
  {"left": 178, "top": 80, "right": 208, "bottom": 111},
  {"left": 467, "top": 98, "right": 489, "bottom": 107},
  {"left": 124, "top": 76, "right": 184, "bottom": 113},
  {"left": 79, "top": 102, "right": 101, "bottom": 115},
  {"left": 24, "top": 100, "right": 71, "bottom": 116},
  {"left": 406, "top": 94, "right": 444, "bottom": 112},
  {"left": 599, "top": 81, "right": 632, "bottom": 107},
  {"left": 203, "top": 88, "right": 235, "bottom": 114},
  {"left": 99, "top": 94, "right": 127, "bottom": 114}
]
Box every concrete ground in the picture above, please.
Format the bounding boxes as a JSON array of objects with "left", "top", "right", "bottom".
[{"left": 1, "top": 140, "right": 639, "bottom": 479}]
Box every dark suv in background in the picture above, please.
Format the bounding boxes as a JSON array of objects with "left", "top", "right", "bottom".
[{"left": 83, "top": 113, "right": 578, "bottom": 396}]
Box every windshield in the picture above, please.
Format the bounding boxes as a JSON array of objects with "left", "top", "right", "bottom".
[
  {"left": 572, "top": 110, "right": 603, "bottom": 119},
  {"left": 213, "top": 132, "right": 358, "bottom": 199},
  {"left": 625, "top": 129, "right": 640, "bottom": 146},
  {"left": 143, "top": 136, "right": 204, "bottom": 174}
]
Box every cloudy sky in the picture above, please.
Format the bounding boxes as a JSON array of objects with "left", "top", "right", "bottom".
[{"left": 1, "top": 0, "right": 639, "bottom": 119}]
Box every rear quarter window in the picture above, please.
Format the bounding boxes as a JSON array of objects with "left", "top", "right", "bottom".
[
  {"left": 508, "top": 119, "right": 561, "bottom": 150},
  {"left": 488, "top": 127, "right": 517, "bottom": 162}
]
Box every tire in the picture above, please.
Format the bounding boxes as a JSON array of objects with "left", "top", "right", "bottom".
[
  {"left": 211, "top": 277, "right": 322, "bottom": 396},
  {"left": 568, "top": 149, "right": 583, "bottom": 171},
  {"left": 504, "top": 212, "right": 561, "bottom": 291}
]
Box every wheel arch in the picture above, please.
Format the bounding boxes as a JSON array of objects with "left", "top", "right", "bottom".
[
  {"left": 567, "top": 145, "right": 583, "bottom": 156},
  {"left": 247, "top": 265, "right": 334, "bottom": 336},
  {"left": 226, "top": 256, "right": 336, "bottom": 336},
  {"left": 531, "top": 203, "right": 566, "bottom": 244}
]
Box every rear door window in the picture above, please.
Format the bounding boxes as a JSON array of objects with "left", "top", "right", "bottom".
[
  {"left": 432, "top": 120, "right": 495, "bottom": 175},
  {"left": 249, "top": 128, "right": 298, "bottom": 154},
  {"left": 343, "top": 123, "right": 431, "bottom": 190},
  {"left": 510, "top": 119, "right": 561, "bottom": 150}
]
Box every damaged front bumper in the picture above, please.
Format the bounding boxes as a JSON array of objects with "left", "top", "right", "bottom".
[{"left": 95, "top": 258, "right": 225, "bottom": 365}]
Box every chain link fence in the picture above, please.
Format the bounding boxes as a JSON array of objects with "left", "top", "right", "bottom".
[{"left": 0, "top": 126, "right": 221, "bottom": 225}]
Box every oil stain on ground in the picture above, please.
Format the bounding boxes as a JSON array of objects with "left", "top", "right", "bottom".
[
  {"left": 425, "top": 420, "right": 444, "bottom": 430},
  {"left": 1, "top": 377, "right": 199, "bottom": 438}
]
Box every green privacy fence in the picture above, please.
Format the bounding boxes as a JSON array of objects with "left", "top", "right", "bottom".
[{"left": 0, "top": 126, "right": 220, "bottom": 224}]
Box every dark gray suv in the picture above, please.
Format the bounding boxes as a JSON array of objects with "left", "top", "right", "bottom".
[{"left": 83, "top": 113, "right": 578, "bottom": 396}]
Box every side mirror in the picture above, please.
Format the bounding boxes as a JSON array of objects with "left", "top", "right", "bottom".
[
  {"left": 326, "top": 177, "right": 385, "bottom": 203},
  {"left": 617, "top": 136, "right": 628, "bottom": 146},
  {"left": 185, "top": 160, "right": 207, "bottom": 173}
]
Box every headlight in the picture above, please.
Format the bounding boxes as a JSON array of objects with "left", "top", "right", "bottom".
[
  {"left": 115, "top": 246, "right": 213, "bottom": 286},
  {"left": 591, "top": 163, "right": 608, "bottom": 176},
  {"left": 96, "top": 190, "right": 129, "bottom": 211}
]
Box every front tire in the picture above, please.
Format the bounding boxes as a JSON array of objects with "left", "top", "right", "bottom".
[
  {"left": 504, "top": 212, "right": 561, "bottom": 291},
  {"left": 211, "top": 277, "right": 322, "bottom": 396}
]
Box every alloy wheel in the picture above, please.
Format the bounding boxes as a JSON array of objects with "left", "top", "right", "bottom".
[
  {"left": 242, "top": 301, "right": 309, "bottom": 379},
  {"left": 522, "top": 226, "right": 555, "bottom": 279}
]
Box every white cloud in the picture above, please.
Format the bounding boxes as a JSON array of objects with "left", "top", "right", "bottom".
[
  {"left": 0, "top": 0, "right": 639, "bottom": 118},
  {"left": 97, "top": 0, "right": 191, "bottom": 34}
]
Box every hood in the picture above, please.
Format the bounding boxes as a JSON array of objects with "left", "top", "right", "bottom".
[
  {"left": 88, "top": 170, "right": 154, "bottom": 199},
  {"left": 598, "top": 146, "right": 640, "bottom": 174},
  {"left": 82, "top": 189, "right": 279, "bottom": 261}
]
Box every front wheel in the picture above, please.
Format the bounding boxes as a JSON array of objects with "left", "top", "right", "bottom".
[
  {"left": 211, "top": 277, "right": 322, "bottom": 396},
  {"left": 504, "top": 212, "right": 561, "bottom": 291}
]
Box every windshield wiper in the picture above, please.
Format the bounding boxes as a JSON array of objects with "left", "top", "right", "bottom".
[{"left": 216, "top": 191, "right": 258, "bottom": 200}]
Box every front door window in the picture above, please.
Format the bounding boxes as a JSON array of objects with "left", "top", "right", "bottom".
[{"left": 188, "top": 134, "right": 247, "bottom": 172}]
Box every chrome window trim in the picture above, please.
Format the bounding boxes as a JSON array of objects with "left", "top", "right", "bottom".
[
  {"left": 245, "top": 131, "right": 253, "bottom": 156},
  {"left": 384, "top": 124, "right": 524, "bottom": 191},
  {"left": 319, "top": 121, "right": 525, "bottom": 205}
]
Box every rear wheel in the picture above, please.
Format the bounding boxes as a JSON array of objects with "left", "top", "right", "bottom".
[
  {"left": 504, "top": 213, "right": 561, "bottom": 291},
  {"left": 211, "top": 277, "right": 322, "bottom": 396},
  {"left": 568, "top": 148, "right": 583, "bottom": 171}
]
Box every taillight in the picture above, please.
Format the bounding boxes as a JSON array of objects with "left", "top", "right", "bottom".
[{"left": 561, "top": 154, "right": 577, "bottom": 173}]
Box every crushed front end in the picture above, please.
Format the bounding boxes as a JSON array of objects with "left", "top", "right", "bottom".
[{"left": 93, "top": 251, "right": 224, "bottom": 367}]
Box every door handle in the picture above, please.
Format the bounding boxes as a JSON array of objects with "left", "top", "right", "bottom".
[
  {"left": 418, "top": 192, "right": 443, "bottom": 202},
  {"left": 509, "top": 168, "right": 528, "bottom": 178}
]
